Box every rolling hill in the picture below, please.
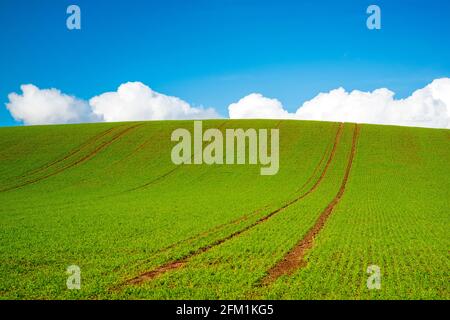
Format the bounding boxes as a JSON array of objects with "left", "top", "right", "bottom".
[{"left": 0, "top": 119, "right": 448, "bottom": 299}]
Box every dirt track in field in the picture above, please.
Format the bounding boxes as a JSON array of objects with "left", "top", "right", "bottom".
[
  {"left": 261, "top": 123, "right": 360, "bottom": 285},
  {"left": 0, "top": 124, "right": 142, "bottom": 193},
  {"left": 124, "top": 123, "right": 344, "bottom": 286},
  {"left": 125, "top": 121, "right": 231, "bottom": 193},
  {"left": 124, "top": 121, "right": 332, "bottom": 264},
  {"left": 17, "top": 127, "right": 120, "bottom": 179},
  {"left": 123, "top": 121, "right": 320, "bottom": 262}
]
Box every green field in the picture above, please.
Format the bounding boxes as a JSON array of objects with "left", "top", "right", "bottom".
[{"left": 0, "top": 120, "right": 448, "bottom": 299}]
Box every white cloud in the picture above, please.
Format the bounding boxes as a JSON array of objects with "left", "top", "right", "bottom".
[
  {"left": 89, "top": 82, "right": 219, "bottom": 122},
  {"left": 5, "top": 78, "right": 450, "bottom": 129},
  {"left": 295, "top": 78, "right": 450, "bottom": 128},
  {"left": 5, "top": 82, "right": 219, "bottom": 125},
  {"left": 228, "top": 93, "right": 293, "bottom": 119},
  {"left": 228, "top": 78, "right": 450, "bottom": 129},
  {"left": 6, "top": 84, "right": 99, "bottom": 125}
]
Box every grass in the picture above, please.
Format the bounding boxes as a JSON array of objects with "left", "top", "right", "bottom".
[{"left": 0, "top": 119, "right": 448, "bottom": 299}]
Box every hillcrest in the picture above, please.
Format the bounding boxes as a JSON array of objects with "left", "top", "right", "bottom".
[{"left": 171, "top": 121, "right": 279, "bottom": 175}]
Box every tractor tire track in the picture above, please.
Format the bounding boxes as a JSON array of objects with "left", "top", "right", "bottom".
[
  {"left": 124, "top": 120, "right": 231, "bottom": 193},
  {"left": 16, "top": 126, "right": 120, "bottom": 179},
  {"left": 124, "top": 123, "right": 344, "bottom": 285},
  {"left": 136, "top": 206, "right": 269, "bottom": 265},
  {"left": 125, "top": 120, "right": 286, "bottom": 193},
  {"left": 292, "top": 133, "right": 333, "bottom": 196},
  {"left": 261, "top": 123, "right": 360, "bottom": 285},
  {"left": 128, "top": 123, "right": 335, "bottom": 268},
  {"left": 0, "top": 124, "right": 143, "bottom": 193}
]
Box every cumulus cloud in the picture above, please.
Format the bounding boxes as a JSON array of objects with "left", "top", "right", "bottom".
[
  {"left": 90, "top": 82, "right": 219, "bottom": 122},
  {"left": 227, "top": 78, "right": 450, "bottom": 129},
  {"left": 6, "top": 84, "right": 99, "bottom": 125},
  {"left": 295, "top": 78, "right": 450, "bottom": 128},
  {"left": 5, "top": 78, "right": 450, "bottom": 128},
  {"left": 229, "top": 93, "right": 293, "bottom": 119},
  {"left": 5, "top": 82, "right": 219, "bottom": 125}
]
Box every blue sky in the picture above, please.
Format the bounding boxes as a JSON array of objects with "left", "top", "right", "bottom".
[{"left": 1, "top": 0, "right": 449, "bottom": 126}]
